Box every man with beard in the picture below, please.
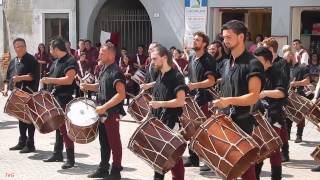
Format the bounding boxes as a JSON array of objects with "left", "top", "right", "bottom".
[
  {"left": 208, "top": 40, "right": 227, "bottom": 81},
  {"left": 141, "top": 44, "right": 188, "bottom": 180},
  {"left": 213, "top": 20, "right": 265, "bottom": 180},
  {"left": 184, "top": 31, "right": 217, "bottom": 172}
]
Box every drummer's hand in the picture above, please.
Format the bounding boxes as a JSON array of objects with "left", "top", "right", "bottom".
[
  {"left": 149, "top": 101, "right": 162, "bottom": 109},
  {"left": 41, "top": 77, "right": 51, "bottom": 84},
  {"left": 96, "top": 105, "right": 107, "bottom": 115},
  {"left": 213, "top": 98, "right": 230, "bottom": 109},
  {"left": 259, "top": 91, "right": 267, "bottom": 99},
  {"left": 12, "top": 76, "right": 22, "bottom": 83},
  {"left": 1, "top": 90, "right": 8, "bottom": 97},
  {"left": 290, "top": 81, "right": 297, "bottom": 87},
  {"left": 80, "top": 83, "right": 88, "bottom": 91},
  {"left": 187, "top": 83, "right": 196, "bottom": 91},
  {"left": 312, "top": 98, "right": 317, "bottom": 104},
  {"left": 140, "top": 83, "right": 150, "bottom": 90}
]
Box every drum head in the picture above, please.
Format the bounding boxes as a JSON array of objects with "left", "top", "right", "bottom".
[{"left": 67, "top": 99, "right": 98, "bottom": 126}]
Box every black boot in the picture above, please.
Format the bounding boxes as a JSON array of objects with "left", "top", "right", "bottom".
[
  {"left": 271, "top": 166, "right": 282, "bottom": 180},
  {"left": 184, "top": 148, "right": 199, "bottom": 167},
  {"left": 44, "top": 130, "right": 63, "bottom": 162},
  {"left": 295, "top": 127, "right": 303, "bottom": 143},
  {"left": 9, "top": 136, "right": 26, "bottom": 151},
  {"left": 281, "top": 143, "right": 290, "bottom": 162},
  {"left": 200, "top": 164, "right": 211, "bottom": 171},
  {"left": 153, "top": 172, "right": 164, "bottom": 180},
  {"left": 61, "top": 148, "right": 75, "bottom": 169},
  {"left": 104, "top": 166, "right": 122, "bottom": 180},
  {"left": 20, "top": 138, "right": 36, "bottom": 153},
  {"left": 311, "top": 165, "right": 320, "bottom": 172},
  {"left": 88, "top": 163, "right": 110, "bottom": 178},
  {"left": 255, "top": 162, "right": 264, "bottom": 180}
]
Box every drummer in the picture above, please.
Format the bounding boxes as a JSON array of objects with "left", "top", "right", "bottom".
[
  {"left": 81, "top": 42, "right": 126, "bottom": 180},
  {"left": 184, "top": 31, "right": 217, "bottom": 171},
  {"left": 141, "top": 44, "right": 188, "bottom": 180},
  {"left": 41, "top": 38, "right": 77, "bottom": 169},
  {"left": 310, "top": 70, "right": 320, "bottom": 172},
  {"left": 287, "top": 49, "right": 311, "bottom": 144},
  {"left": 2, "top": 38, "right": 40, "bottom": 153},
  {"left": 254, "top": 47, "right": 288, "bottom": 179},
  {"left": 213, "top": 20, "right": 265, "bottom": 180}
]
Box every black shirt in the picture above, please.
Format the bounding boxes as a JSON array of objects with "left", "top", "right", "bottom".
[
  {"left": 290, "top": 63, "right": 310, "bottom": 95},
  {"left": 48, "top": 54, "right": 78, "bottom": 96},
  {"left": 188, "top": 52, "right": 218, "bottom": 106},
  {"left": 263, "top": 65, "right": 288, "bottom": 125},
  {"left": 152, "top": 68, "right": 188, "bottom": 129},
  {"left": 273, "top": 56, "right": 290, "bottom": 89},
  {"left": 4, "top": 53, "right": 40, "bottom": 92},
  {"left": 220, "top": 50, "right": 265, "bottom": 134},
  {"left": 97, "top": 62, "right": 126, "bottom": 115}
]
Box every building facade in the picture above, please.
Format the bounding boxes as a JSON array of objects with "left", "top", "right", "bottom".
[{"left": 0, "top": 0, "right": 319, "bottom": 57}]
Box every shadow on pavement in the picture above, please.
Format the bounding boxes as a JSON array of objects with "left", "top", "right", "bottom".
[
  {"left": 57, "top": 162, "right": 97, "bottom": 175},
  {"left": 0, "top": 120, "right": 18, "bottom": 130},
  {"left": 299, "top": 140, "right": 320, "bottom": 148},
  {"left": 260, "top": 170, "right": 293, "bottom": 178},
  {"left": 283, "top": 159, "right": 317, "bottom": 169},
  {"left": 28, "top": 150, "right": 90, "bottom": 161}
]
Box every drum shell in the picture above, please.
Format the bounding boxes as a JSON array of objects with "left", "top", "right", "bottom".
[
  {"left": 285, "top": 91, "right": 312, "bottom": 124},
  {"left": 65, "top": 98, "right": 99, "bottom": 144},
  {"left": 26, "top": 91, "right": 65, "bottom": 134},
  {"left": 308, "top": 100, "right": 320, "bottom": 126},
  {"left": 128, "top": 93, "right": 152, "bottom": 122},
  {"left": 179, "top": 96, "right": 207, "bottom": 140},
  {"left": 4, "top": 89, "right": 32, "bottom": 124},
  {"left": 252, "top": 113, "right": 283, "bottom": 163},
  {"left": 311, "top": 145, "right": 320, "bottom": 163},
  {"left": 128, "top": 117, "right": 187, "bottom": 174},
  {"left": 190, "top": 115, "right": 259, "bottom": 180}
]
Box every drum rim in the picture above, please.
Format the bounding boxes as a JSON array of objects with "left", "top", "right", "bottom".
[{"left": 65, "top": 97, "right": 99, "bottom": 128}]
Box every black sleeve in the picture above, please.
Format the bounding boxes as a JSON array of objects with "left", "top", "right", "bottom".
[
  {"left": 204, "top": 55, "right": 218, "bottom": 80},
  {"left": 274, "top": 68, "right": 289, "bottom": 98},
  {"left": 28, "top": 57, "right": 40, "bottom": 79},
  {"left": 4, "top": 60, "right": 15, "bottom": 83},
  {"left": 173, "top": 72, "right": 188, "bottom": 96},
  {"left": 64, "top": 58, "right": 78, "bottom": 74},
  {"left": 302, "top": 65, "right": 310, "bottom": 79},
  {"left": 246, "top": 59, "right": 265, "bottom": 91},
  {"left": 112, "top": 71, "right": 126, "bottom": 89}
]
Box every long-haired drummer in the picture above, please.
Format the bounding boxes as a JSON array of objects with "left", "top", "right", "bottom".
[
  {"left": 142, "top": 44, "right": 188, "bottom": 180},
  {"left": 254, "top": 47, "right": 288, "bottom": 180},
  {"left": 41, "top": 38, "right": 78, "bottom": 169}
]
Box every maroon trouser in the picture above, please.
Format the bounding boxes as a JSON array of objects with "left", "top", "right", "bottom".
[
  {"left": 241, "top": 165, "right": 256, "bottom": 180},
  {"left": 269, "top": 126, "right": 284, "bottom": 166},
  {"left": 59, "top": 124, "right": 74, "bottom": 149},
  {"left": 102, "top": 113, "right": 122, "bottom": 168},
  {"left": 154, "top": 155, "right": 185, "bottom": 179},
  {"left": 297, "top": 119, "right": 305, "bottom": 129},
  {"left": 200, "top": 102, "right": 212, "bottom": 118}
]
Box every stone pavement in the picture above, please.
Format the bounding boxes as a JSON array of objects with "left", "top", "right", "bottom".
[{"left": 0, "top": 95, "right": 320, "bottom": 180}]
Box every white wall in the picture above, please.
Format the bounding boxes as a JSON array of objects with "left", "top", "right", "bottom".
[
  {"left": 79, "top": 0, "right": 185, "bottom": 49},
  {"left": 3, "top": 0, "right": 77, "bottom": 55},
  {"left": 208, "top": 0, "right": 320, "bottom": 43}
]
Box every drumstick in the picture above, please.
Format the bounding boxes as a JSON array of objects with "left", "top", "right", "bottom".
[{"left": 119, "top": 119, "right": 142, "bottom": 124}]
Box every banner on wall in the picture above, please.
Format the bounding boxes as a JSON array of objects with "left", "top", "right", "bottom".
[{"left": 184, "top": 0, "right": 208, "bottom": 49}]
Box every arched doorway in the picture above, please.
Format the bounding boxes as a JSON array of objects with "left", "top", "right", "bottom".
[{"left": 94, "top": 0, "right": 152, "bottom": 54}]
